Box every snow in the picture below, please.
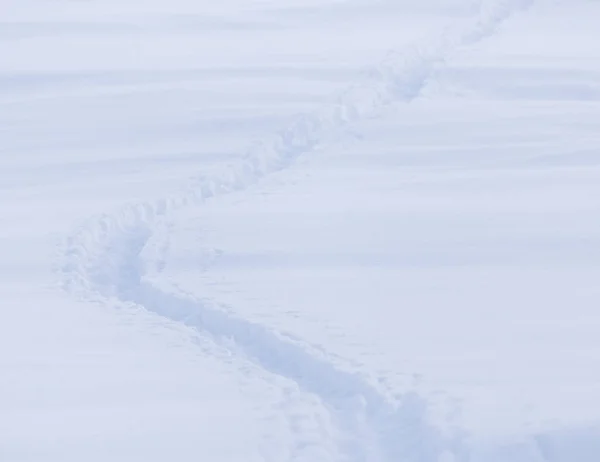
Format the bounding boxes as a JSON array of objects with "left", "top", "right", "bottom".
[{"left": 2, "top": 0, "right": 600, "bottom": 461}]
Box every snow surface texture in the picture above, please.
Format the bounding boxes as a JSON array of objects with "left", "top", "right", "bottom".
[{"left": 2, "top": 0, "right": 600, "bottom": 460}]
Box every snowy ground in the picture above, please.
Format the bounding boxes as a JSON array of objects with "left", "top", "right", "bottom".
[{"left": 2, "top": 0, "right": 600, "bottom": 461}]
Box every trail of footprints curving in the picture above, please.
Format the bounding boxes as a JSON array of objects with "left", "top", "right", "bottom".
[{"left": 60, "top": 2, "right": 533, "bottom": 460}]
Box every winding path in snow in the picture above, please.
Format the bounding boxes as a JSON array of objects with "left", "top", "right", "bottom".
[{"left": 60, "top": 1, "right": 535, "bottom": 460}]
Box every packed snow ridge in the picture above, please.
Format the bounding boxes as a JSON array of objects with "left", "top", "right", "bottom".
[{"left": 61, "top": 0, "right": 533, "bottom": 297}]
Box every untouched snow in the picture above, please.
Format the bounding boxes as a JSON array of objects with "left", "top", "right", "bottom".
[{"left": 2, "top": 0, "right": 600, "bottom": 460}]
